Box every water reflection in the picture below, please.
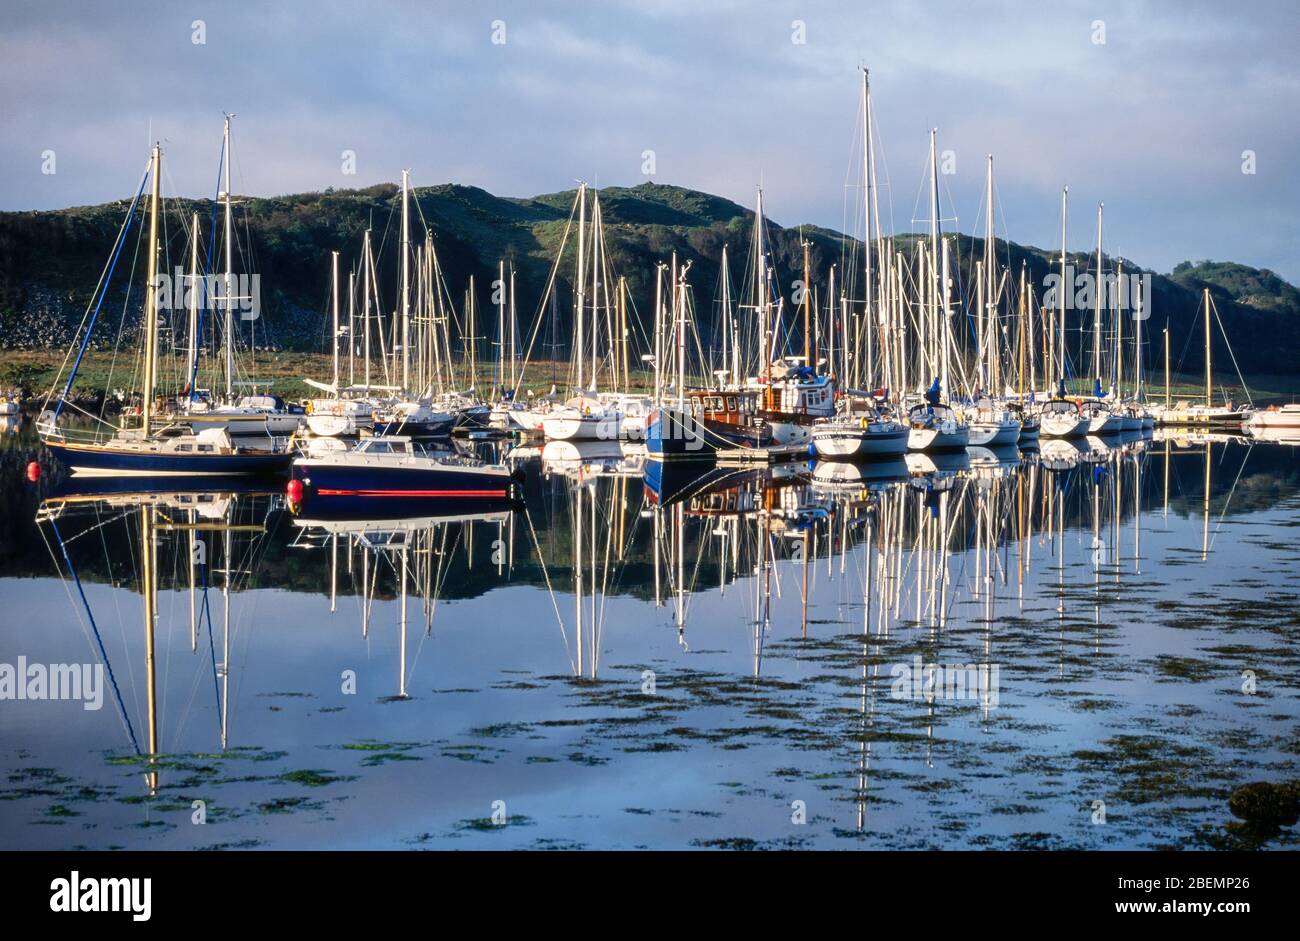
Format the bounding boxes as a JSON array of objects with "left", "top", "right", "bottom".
[{"left": 1, "top": 426, "right": 1298, "bottom": 848}]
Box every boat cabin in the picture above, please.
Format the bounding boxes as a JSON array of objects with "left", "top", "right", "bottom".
[{"left": 688, "top": 389, "right": 761, "bottom": 427}]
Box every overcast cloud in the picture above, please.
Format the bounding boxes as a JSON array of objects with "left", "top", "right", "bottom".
[{"left": 3, "top": 0, "right": 1297, "bottom": 279}]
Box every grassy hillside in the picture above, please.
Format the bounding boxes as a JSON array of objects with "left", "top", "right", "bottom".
[{"left": 1, "top": 181, "right": 1296, "bottom": 391}]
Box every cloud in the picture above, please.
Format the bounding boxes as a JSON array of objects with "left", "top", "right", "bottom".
[{"left": 1, "top": 0, "right": 1295, "bottom": 280}]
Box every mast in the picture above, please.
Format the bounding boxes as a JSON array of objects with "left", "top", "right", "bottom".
[
  {"left": 1134, "top": 273, "right": 1143, "bottom": 401},
  {"left": 497, "top": 259, "right": 505, "bottom": 399},
  {"left": 331, "top": 251, "right": 340, "bottom": 390},
  {"left": 575, "top": 183, "right": 587, "bottom": 392},
  {"left": 363, "top": 228, "right": 372, "bottom": 390},
  {"left": 347, "top": 269, "right": 355, "bottom": 388},
  {"left": 187, "top": 212, "right": 199, "bottom": 398},
  {"left": 222, "top": 115, "right": 235, "bottom": 400},
  {"left": 862, "top": 68, "right": 874, "bottom": 386},
  {"left": 756, "top": 188, "right": 770, "bottom": 382},
  {"left": 940, "top": 237, "right": 951, "bottom": 398},
  {"left": 400, "top": 169, "right": 411, "bottom": 393},
  {"left": 653, "top": 263, "right": 664, "bottom": 404},
  {"left": 618, "top": 276, "right": 628, "bottom": 391},
  {"left": 802, "top": 239, "right": 811, "bottom": 368},
  {"left": 1170, "top": 327, "right": 1180, "bottom": 408},
  {"left": 141, "top": 143, "right": 162, "bottom": 437},
  {"left": 928, "top": 130, "right": 941, "bottom": 393},
  {"left": 1058, "top": 186, "right": 1068, "bottom": 388},
  {"left": 983, "top": 155, "right": 995, "bottom": 394},
  {"left": 1204, "top": 287, "right": 1212, "bottom": 407},
  {"left": 1093, "top": 203, "right": 1104, "bottom": 389},
  {"left": 511, "top": 265, "right": 519, "bottom": 394},
  {"left": 1115, "top": 261, "right": 1124, "bottom": 398}
]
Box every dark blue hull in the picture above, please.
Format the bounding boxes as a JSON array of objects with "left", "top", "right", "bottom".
[
  {"left": 293, "top": 494, "right": 518, "bottom": 522},
  {"left": 45, "top": 440, "right": 293, "bottom": 476},
  {"left": 646, "top": 407, "right": 772, "bottom": 459},
  {"left": 48, "top": 475, "right": 282, "bottom": 501},
  {"left": 292, "top": 460, "right": 516, "bottom": 499}
]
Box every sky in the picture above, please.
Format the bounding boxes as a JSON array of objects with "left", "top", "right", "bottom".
[{"left": 3, "top": 0, "right": 1298, "bottom": 281}]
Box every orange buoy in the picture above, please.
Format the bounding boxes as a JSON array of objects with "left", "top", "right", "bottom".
[
  {"left": 286, "top": 478, "right": 304, "bottom": 504},
  {"left": 25, "top": 461, "right": 40, "bottom": 482}
]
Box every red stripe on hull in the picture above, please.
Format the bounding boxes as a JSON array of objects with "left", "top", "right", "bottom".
[{"left": 316, "top": 488, "right": 508, "bottom": 497}]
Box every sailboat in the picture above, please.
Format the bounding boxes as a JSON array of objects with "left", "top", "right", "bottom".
[
  {"left": 540, "top": 185, "right": 651, "bottom": 442},
  {"left": 905, "top": 131, "right": 969, "bottom": 453},
  {"left": 39, "top": 143, "right": 292, "bottom": 476},
  {"left": 1154, "top": 287, "right": 1249, "bottom": 425},
  {"left": 289, "top": 435, "right": 520, "bottom": 504},
  {"left": 1080, "top": 204, "right": 1123, "bottom": 434},
  {"left": 811, "top": 70, "right": 908, "bottom": 461},
  {"left": 369, "top": 171, "right": 457, "bottom": 437},
  {"left": 1040, "top": 187, "right": 1090, "bottom": 438},
  {"left": 165, "top": 116, "right": 305, "bottom": 438},
  {"left": 962, "top": 155, "right": 1021, "bottom": 447}
]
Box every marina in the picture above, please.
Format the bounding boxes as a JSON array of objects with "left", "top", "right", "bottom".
[
  {"left": 1, "top": 421, "right": 1298, "bottom": 849},
  {"left": 1, "top": 1, "right": 1297, "bottom": 898}
]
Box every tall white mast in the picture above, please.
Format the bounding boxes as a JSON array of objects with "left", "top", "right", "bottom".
[
  {"left": 400, "top": 169, "right": 411, "bottom": 392},
  {"left": 497, "top": 258, "right": 505, "bottom": 398},
  {"left": 142, "top": 144, "right": 162, "bottom": 437},
  {"left": 862, "top": 68, "right": 874, "bottom": 388},
  {"left": 575, "top": 184, "right": 587, "bottom": 392},
  {"left": 1093, "top": 203, "right": 1104, "bottom": 388},
  {"left": 363, "top": 228, "right": 372, "bottom": 391},
  {"left": 222, "top": 114, "right": 235, "bottom": 400},
  {"left": 1058, "top": 187, "right": 1068, "bottom": 389},
  {"left": 983, "top": 155, "right": 995, "bottom": 394},
  {"left": 187, "top": 212, "right": 200, "bottom": 397},
  {"left": 928, "top": 129, "right": 940, "bottom": 391},
  {"left": 347, "top": 269, "right": 355, "bottom": 387},
  {"left": 331, "top": 250, "right": 340, "bottom": 390}
]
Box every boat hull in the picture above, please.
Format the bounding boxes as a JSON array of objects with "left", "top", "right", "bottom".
[
  {"left": 907, "top": 425, "right": 969, "bottom": 452},
  {"left": 306, "top": 413, "right": 370, "bottom": 437},
  {"left": 1040, "top": 413, "right": 1088, "bottom": 438},
  {"left": 292, "top": 460, "right": 515, "bottom": 499},
  {"left": 645, "top": 407, "right": 771, "bottom": 459},
  {"left": 45, "top": 440, "right": 292, "bottom": 476},
  {"left": 811, "top": 426, "right": 908, "bottom": 460},
  {"left": 966, "top": 420, "right": 1021, "bottom": 448}
]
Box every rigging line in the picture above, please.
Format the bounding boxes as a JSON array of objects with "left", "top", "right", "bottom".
[
  {"left": 201, "top": 548, "right": 222, "bottom": 734},
  {"left": 1209, "top": 442, "right": 1252, "bottom": 552},
  {"left": 522, "top": 504, "right": 577, "bottom": 676},
  {"left": 49, "top": 160, "right": 151, "bottom": 422},
  {"left": 45, "top": 517, "right": 141, "bottom": 754}
]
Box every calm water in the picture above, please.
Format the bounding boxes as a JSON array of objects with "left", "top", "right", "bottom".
[{"left": 2, "top": 418, "right": 1299, "bottom": 850}]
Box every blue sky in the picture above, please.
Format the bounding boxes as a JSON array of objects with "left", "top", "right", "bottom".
[{"left": 3, "top": 0, "right": 1297, "bottom": 281}]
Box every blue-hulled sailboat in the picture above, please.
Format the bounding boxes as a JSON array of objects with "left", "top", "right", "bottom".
[{"left": 39, "top": 143, "right": 292, "bottom": 477}]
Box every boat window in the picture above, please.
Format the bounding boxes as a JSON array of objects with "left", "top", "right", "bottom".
[
  {"left": 198, "top": 444, "right": 214, "bottom": 452},
  {"left": 176, "top": 444, "right": 192, "bottom": 452},
  {"left": 726, "top": 396, "right": 737, "bottom": 412}
]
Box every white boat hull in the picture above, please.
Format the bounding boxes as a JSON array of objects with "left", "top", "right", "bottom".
[
  {"left": 811, "top": 426, "right": 908, "bottom": 459},
  {"left": 967, "top": 420, "right": 1021, "bottom": 448},
  {"left": 907, "top": 424, "right": 969, "bottom": 452},
  {"left": 1040, "top": 413, "right": 1088, "bottom": 437}
]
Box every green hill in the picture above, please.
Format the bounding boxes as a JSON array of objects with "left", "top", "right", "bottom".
[{"left": 1, "top": 181, "right": 1296, "bottom": 381}]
